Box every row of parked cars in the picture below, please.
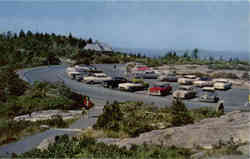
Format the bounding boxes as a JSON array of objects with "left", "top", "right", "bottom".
[{"left": 66, "top": 65, "right": 232, "bottom": 103}]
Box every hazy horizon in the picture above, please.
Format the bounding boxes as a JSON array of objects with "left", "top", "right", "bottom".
[{"left": 0, "top": 1, "right": 249, "bottom": 53}]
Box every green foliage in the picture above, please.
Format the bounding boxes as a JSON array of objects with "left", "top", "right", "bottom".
[
  {"left": 0, "top": 117, "right": 68, "bottom": 145},
  {"left": 94, "top": 101, "right": 218, "bottom": 138},
  {"left": 0, "top": 69, "right": 28, "bottom": 102},
  {"left": 94, "top": 101, "right": 123, "bottom": 131},
  {"left": 0, "top": 80, "right": 87, "bottom": 145},
  {"left": 169, "top": 99, "right": 194, "bottom": 126},
  {"left": 17, "top": 135, "right": 192, "bottom": 159}
]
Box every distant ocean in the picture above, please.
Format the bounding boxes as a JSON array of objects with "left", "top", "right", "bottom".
[{"left": 114, "top": 48, "right": 249, "bottom": 61}]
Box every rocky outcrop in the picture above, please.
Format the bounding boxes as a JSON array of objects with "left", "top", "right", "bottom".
[
  {"left": 102, "top": 111, "right": 250, "bottom": 150},
  {"left": 14, "top": 110, "right": 82, "bottom": 122}
]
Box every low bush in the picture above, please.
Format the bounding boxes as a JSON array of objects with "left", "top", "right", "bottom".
[
  {"left": 94, "top": 100, "right": 219, "bottom": 138},
  {"left": 17, "top": 135, "right": 192, "bottom": 159},
  {"left": 0, "top": 116, "right": 68, "bottom": 145}
]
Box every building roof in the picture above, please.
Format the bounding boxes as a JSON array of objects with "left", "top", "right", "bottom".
[
  {"left": 84, "top": 43, "right": 102, "bottom": 51},
  {"left": 84, "top": 41, "right": 112, "bottom": 52}
]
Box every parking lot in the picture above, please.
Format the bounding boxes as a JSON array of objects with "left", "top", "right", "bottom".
[{"left": 68, "top": 64, "right": 249, "bottom": 112}]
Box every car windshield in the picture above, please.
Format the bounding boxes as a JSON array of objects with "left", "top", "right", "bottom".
[
  {"left": 168, "top": 74, "right": 176, "bottom": 77},
  {"left": 145, "top": 72, "right": 154, "bottom": 74},
  {"left": 155, "top": 84, "right": 168, "bottom": 87},
  {"left": 179, "top": 87, "right": 190, "bottom": 91},
  {"left": 114, "top": 77, "right": 124, "bottom": 80}
]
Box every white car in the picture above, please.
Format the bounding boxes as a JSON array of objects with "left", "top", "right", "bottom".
[
  {"left": 193, "top": 80, "right": 213, "bottom": 87},
  {"left": 75, "top": 64, "right": 97, "bottom": 72},
  {"left": 67, "top": 71, "right": 82, "bottom": 80},
  {"left": 213, "top": 79, "right": 232, "bottom": 90},
  {"left": 118, "top": 82, "right": 144, "bottom": 92},
  {"left": 83, "top": 73, "right": 112, "bottom": 84},
  {"left": 66, "top": 67, "right": 77, "bottom": 72},
  {"left": 173, "top": 86, "right": 196, "bottom": 99},
  {"left": 178, "top": 78, "right": 193, "bottom": 85}
]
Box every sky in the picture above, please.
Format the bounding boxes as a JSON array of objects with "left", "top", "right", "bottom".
[{"left": 0, "top": 1, "right": 249, "bottom": 52}]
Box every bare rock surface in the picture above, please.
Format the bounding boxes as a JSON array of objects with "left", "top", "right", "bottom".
[
  {"left": 104, "top": 111, "right": 250, "bottom": 149},
  {"left": 37, "top": 136, "right": 55, "bottom": 150},
  {"left": 14, "top": 110, "right": 82, "bottom": 122}
]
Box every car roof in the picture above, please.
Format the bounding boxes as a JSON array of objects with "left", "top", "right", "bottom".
[
  {"left": 94, "top": 73, "right": 107, "bottom": 76},
  {"left": 179, "top": 85, "right": 193, "bottom": 89},
  {"left": 202, "top": 87, "right": 215, "bottom": 91}
]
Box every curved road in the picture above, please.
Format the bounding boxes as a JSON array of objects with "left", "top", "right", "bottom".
[{"left": 0, "top": 64, "right": 249, "bottom": 156}]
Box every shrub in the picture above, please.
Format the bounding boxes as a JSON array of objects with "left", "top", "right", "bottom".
[
  {"left": 94, "top": 101, "right": 123, "bottom": 131},
  {"left": 17, "top": 135, "right": 192, "bottom": 159},
  {"left": 93, "top": 101, "right": 220, "bottom": 138},
  {"left": 169, "top": 99, "right": 194, "bottom": 126}
]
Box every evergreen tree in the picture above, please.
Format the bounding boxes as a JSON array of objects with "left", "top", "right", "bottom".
[
  {"left": 19, "top": 29, "right": 25, "bottom": 38},
  {"left": 192, "top": 48, "right": 198, "bottom": 59}
]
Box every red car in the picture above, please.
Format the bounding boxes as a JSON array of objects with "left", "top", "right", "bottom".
[{"left": 148, "top": 83, "right": 172, "bottom": 96}]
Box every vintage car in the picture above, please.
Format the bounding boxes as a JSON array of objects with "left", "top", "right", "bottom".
[
  {"left": 158, "top": 74, "right": 177, "bottom": 82},
  {"left": 177, "top": 78, "right": 193, "bottom": 85},
  {"left": 193, "top": 78, "right": 213, "bottom": 87},
  {"left": 134, "top": 71, "right": 158, "bottom": 79},
  {"left": 213, "top": 79, "right": 232, "bottom": 90},
  {"left": 184, "top": 75, "right": 197, "bottom": 79},
  {"left": 102, "top": 77, "right": 128, "bottom": 88},
  {"left": 118, "top": 82, "right": 145, "bottom": 92},
  {"left": 75, "top": 64, "right": 97, "bottom": 72},
  {"left": 148, "top": 83, "right": 172, "bottom": 96},
  {"left": 66, "top": 67, "right": 76, "bottom": 72},
  {"left": 83, "top": 73, "right": 112, "bottom": 84},
  {"left": 173, "top": 86, "right": 196, "bottom": 99},
  {"left": 66, "top": 68, "right": 82, "bottom": 81},
  {"left": 199, "top": 88, "right": 219, "bottom": 103}
]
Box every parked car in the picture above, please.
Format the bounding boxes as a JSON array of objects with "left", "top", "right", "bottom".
[
  {"left": 158, "top": 74, "right": 178, "bottom": 82},
  {"left": 193, "top": 78, "right": 213, "bottom": 87},
  {"left": 134, "top": 71, "right": 158, "bottom": 79},
  {"left": 75, "top": 64, "right": 97, "bottom": 72},
  {"left": 83, "top": 73, "right": 112, "bottom": 84},
  {"left": 173, "top": 86, "right": 196, "bottom": 99},
  {"left": 184, "top": 75, "right": 197, "bottom": 79},
  {"left": 213, "top": 79, "right": 232, "bottom": 90},
  {"left": 178, "top": 78, "right": 193, "bottom": 85},
  {"left": 67, "top": 71, "right": 83, "bottom": 81},
  {"left": 118, "top": 82, "right": 144, "bottom": 92},
  {"left": 199, "top": 88, "right": 219, "bottom": 103},
  {"left": 102, "top": 77, "right": 128, "bottom": 88},
  {"left": 131, "top": 78, "right": 149, "bottom": 89},
  {"left": 143, "top": 71, "right": 159, "bottom": 79},
  {"left": 148, "top": 83, "right": 172, "bottom": 96},
  {"left": 202, "top": 87, "right": 215, "bottom": 91}
]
